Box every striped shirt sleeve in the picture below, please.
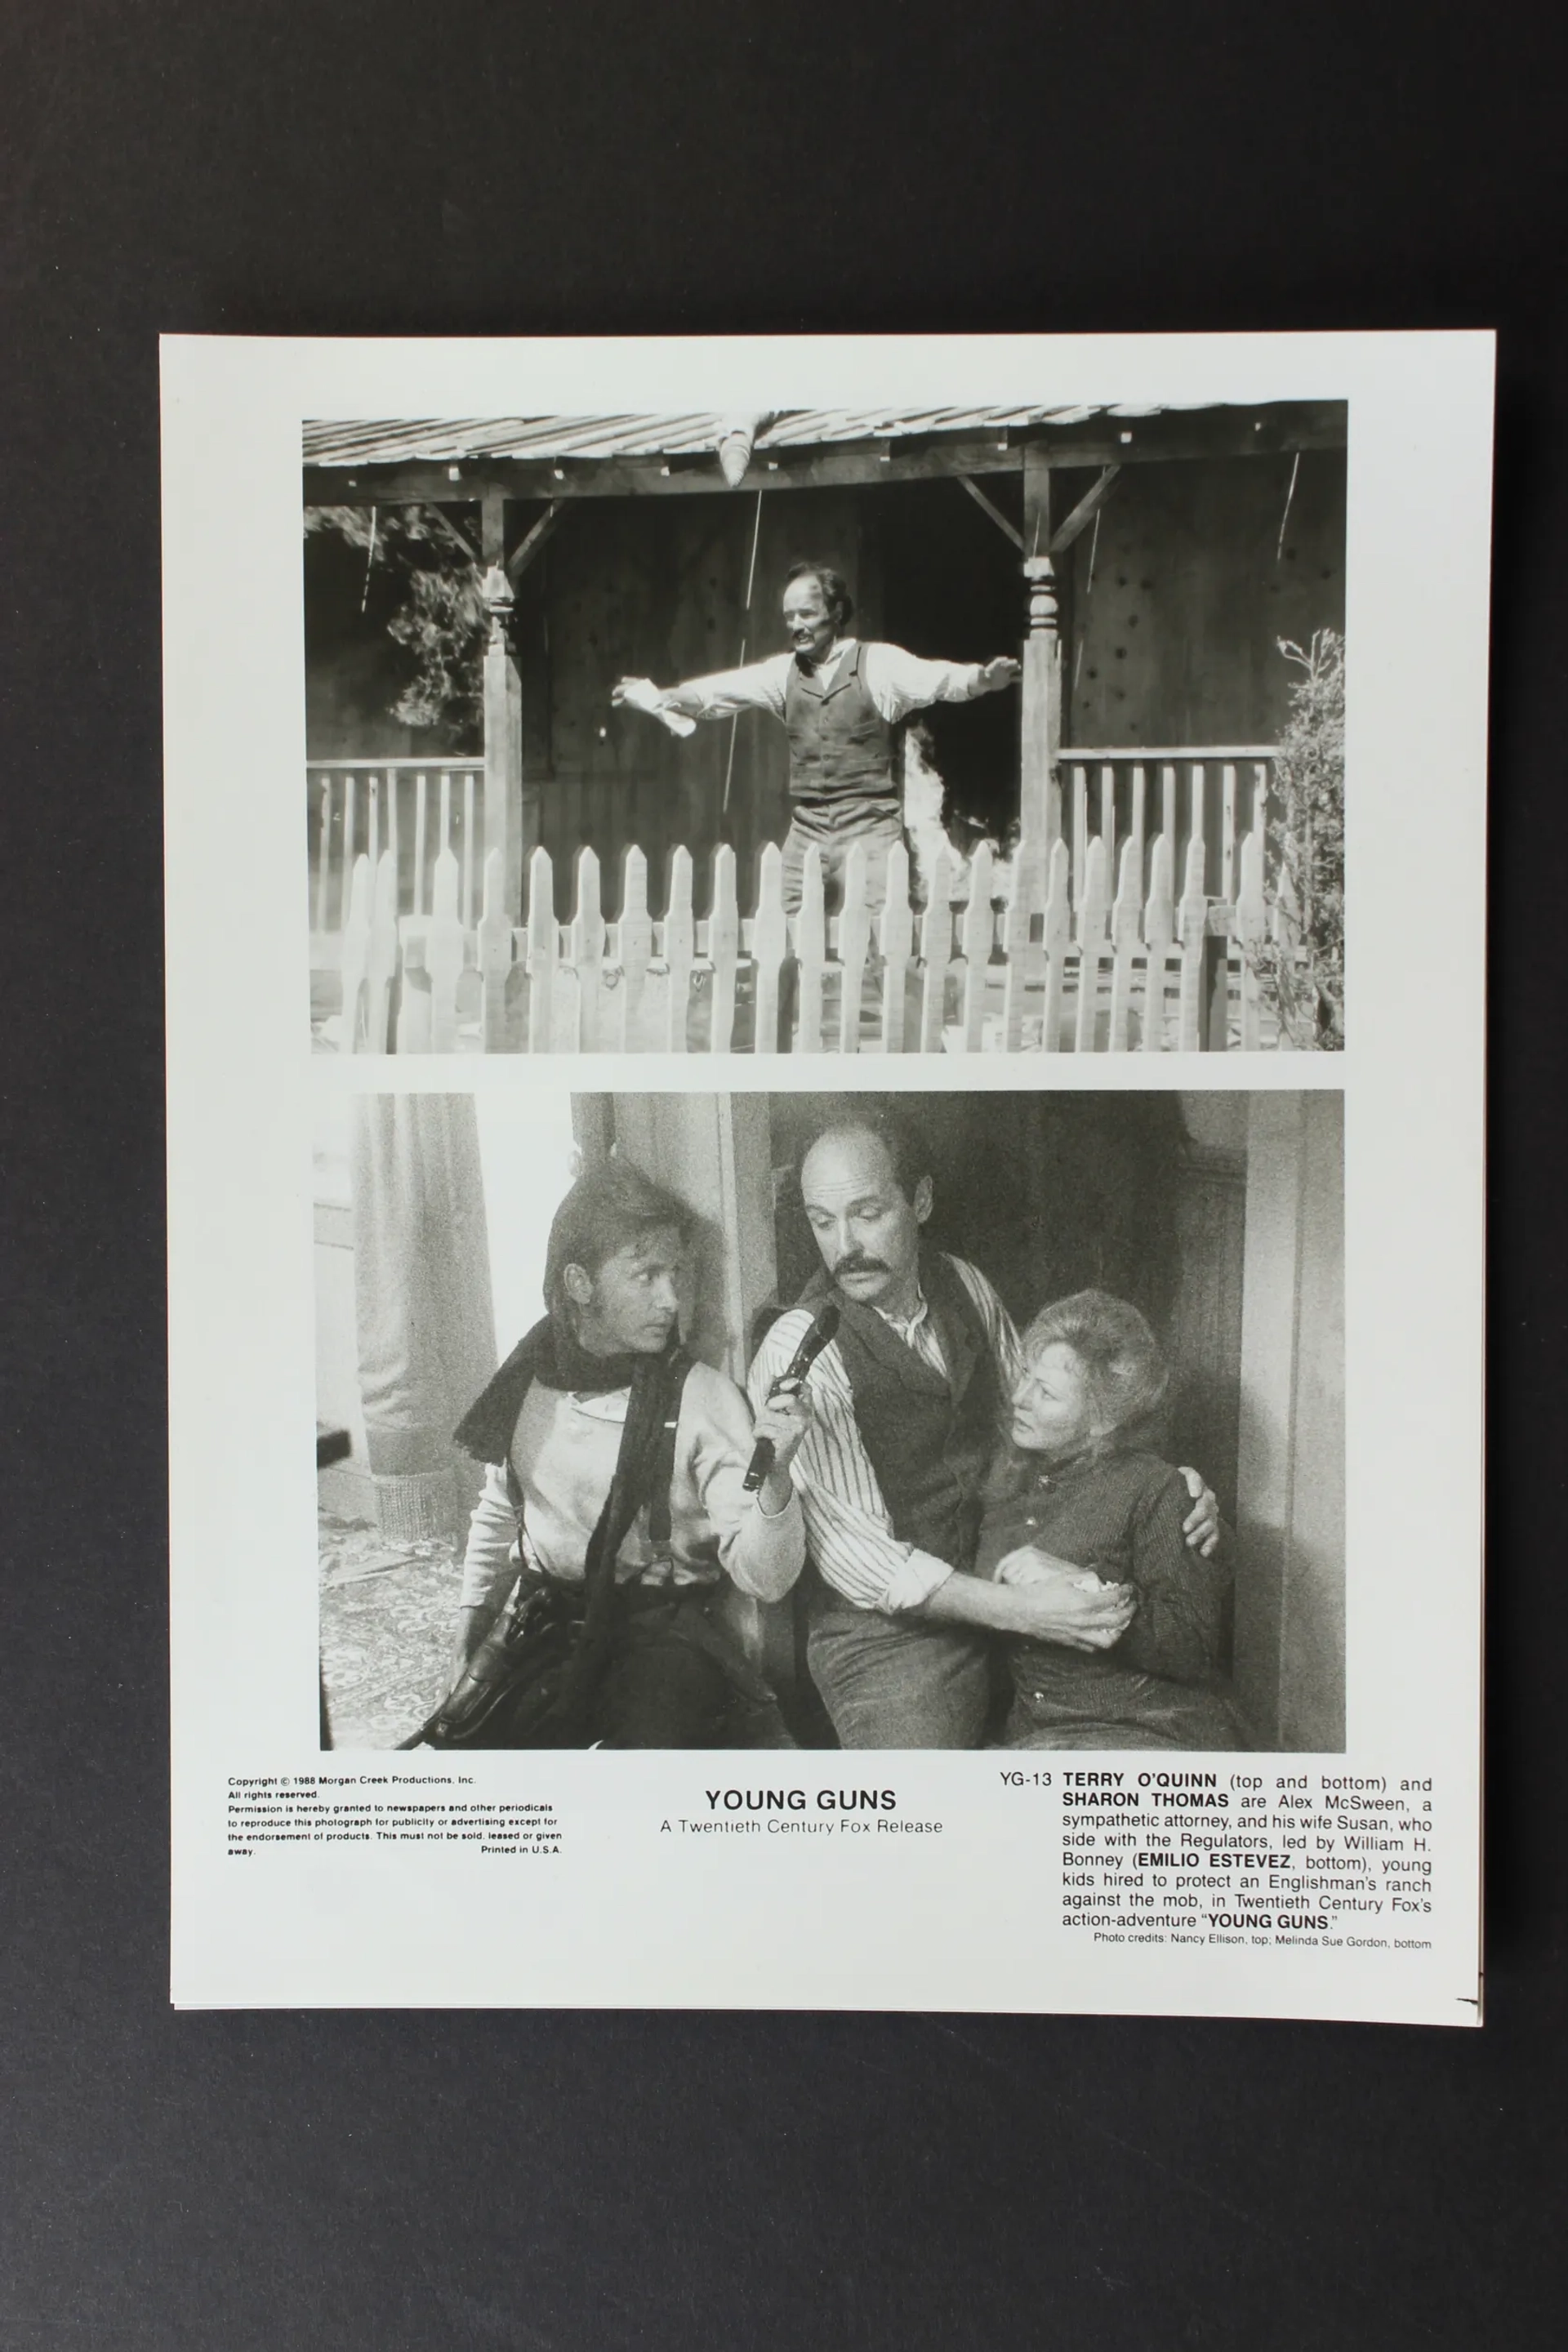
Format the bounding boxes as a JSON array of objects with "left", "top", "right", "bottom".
[{"left": 746, "top": 1258, "right": 1022, "bottom": 1616}]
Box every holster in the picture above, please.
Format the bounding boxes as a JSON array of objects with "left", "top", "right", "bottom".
[{"left": 416, "top": 1581, "right": 591, "bottom": 1750}]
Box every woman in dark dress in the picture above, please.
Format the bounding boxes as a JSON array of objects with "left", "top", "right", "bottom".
[{"left": 978, "top": 1290, "right": 1246, "bottom": 1751}]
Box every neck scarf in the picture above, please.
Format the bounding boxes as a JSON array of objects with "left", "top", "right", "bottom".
[{"left": 454, "top": 1314, "right": 656, "bottom": 1463}]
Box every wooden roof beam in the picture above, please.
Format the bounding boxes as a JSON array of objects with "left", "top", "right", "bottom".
[
  {"left": 300, "top": 403, "right": 1348, "bottom": 507},
  {"left": 302, "top": 435, "right": 1025, "bottom": 506},
  {"left": 1019, "top": 400, "right": 1347, "bottom": 469},
  {"left": 957, "top": 474, "right": 1025, "bottom": 551},
  {"left": 430, "top": 507, "right": 482, "bottom": 564},
  {"left": 505, "top": 501, "right": 560, "bottom": 586},
  {"left": 1047, "top": 464, "right": 1120, "bottom": 558}
]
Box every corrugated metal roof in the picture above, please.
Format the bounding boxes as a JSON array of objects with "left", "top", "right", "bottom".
[{"left": 301, "top": 403, "right": 1202, "bottom": 470}]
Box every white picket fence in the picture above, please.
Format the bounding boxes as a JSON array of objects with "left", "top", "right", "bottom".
[
  {"left": 1057, "top": 749, "right": 1276, "bottom": 908},
  {"left": 322, "top": 826, "right": 1289, "bottom": 1056},
  {"left": 309, "top": 760, "right": 487, "bottom": 958}
]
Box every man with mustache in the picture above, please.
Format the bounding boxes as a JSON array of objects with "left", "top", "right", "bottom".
[
  {"left": 444, "top": 1157, "right": 812, "bottom": 1748},
  {"left": 747, "top": 1113, "right": 1219, "bottom": 1749},
  {"left": 612, "top": 561, "right": 1019, "bottom": 915}
]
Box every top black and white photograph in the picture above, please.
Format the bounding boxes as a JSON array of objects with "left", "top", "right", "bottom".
[{"left": 303, "top": 399, "right": 1347, "bottom": 1056}]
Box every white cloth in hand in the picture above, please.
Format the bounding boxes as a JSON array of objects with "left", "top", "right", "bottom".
[{"left": 617, "top": 678, "right": 696, "bottom": 737}]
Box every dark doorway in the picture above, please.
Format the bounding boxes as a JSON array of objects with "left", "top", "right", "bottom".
[{"left": 874, "top": 476, "right": 1025, "bottom": 847}]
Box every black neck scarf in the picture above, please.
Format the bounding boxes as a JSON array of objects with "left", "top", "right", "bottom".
[{"left": 454, "top": 1314, "right": 658, "bottom": 1465}]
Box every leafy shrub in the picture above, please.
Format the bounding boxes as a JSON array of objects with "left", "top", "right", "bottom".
[
  {"left": 306, "top": 505, "right": 485, "bottom": 735},
  {"left": 1247, "top": 628, "right": 1345, "bottom": 1049}
]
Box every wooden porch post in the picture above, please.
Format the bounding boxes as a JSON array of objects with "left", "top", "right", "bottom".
[
  {"left": 480, "top": 490, "right": 527, "bottom": 920},
  {"left": 1020, "top": 445, "right": 1062, "bottom": 848},
  {"left": 1233, "top": 1093, "right": 1346, "bottom": 1749}
]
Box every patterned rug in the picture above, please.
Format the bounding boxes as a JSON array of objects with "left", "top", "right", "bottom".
[{"left": 318, "top": 1510, "right": 464, "bottom": 1750}]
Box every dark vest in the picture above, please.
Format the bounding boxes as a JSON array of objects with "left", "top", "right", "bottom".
[
  {"left": 800, "top": 1250, "right": 1000, "bottom": 1570},
  {"left": 782, "top": 642, "right": 900, "bottom": 842}
]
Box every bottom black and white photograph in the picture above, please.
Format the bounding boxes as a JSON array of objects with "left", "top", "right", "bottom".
[{"left": 314, "top": 1085, "right": 1343, "bottom": 1757}]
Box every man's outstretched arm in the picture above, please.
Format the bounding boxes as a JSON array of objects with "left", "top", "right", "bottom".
[
  {"left": 612, "top": 654, "right": 791, "bottom": 729},
  {"left": 864, "top": 644, "right": 1021, "bottom": 724}
]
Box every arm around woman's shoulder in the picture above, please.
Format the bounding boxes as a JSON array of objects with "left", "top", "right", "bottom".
[{"left": 1120, "top": 1459, "right": 1232, "bottom": 1686}]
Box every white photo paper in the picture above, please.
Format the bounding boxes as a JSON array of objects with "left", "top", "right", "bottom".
[{"left": 163, "top": 332, "right": 1489, "bottom": 2019}]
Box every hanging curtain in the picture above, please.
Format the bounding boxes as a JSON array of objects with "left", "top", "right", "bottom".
[{"left": 350, "top": 1093, "right": 497, "bottom": 1540}]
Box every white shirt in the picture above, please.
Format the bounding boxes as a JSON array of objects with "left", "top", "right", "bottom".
[
  {"left": 458, "top": 1361, "right": 804, "bottom": 1617},
  {"left": 679, "top": 639, "right": 987, "bottom": 726},
  {"left": 747, "top": 1256, "right": 1023, "bottom": 1617}
]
